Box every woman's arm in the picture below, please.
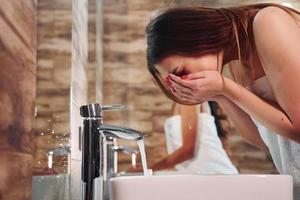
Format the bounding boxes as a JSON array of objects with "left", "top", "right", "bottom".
[
  {"left": 151, "top": 105, "right": 197, "bottom": 171},
  {"left": 169, "top": 70, "right": 300, "bottom": 144},
  {"left": 218, "top": 7, "right": 300, "bottom": 143},
  {"left": 251, "top": 7, "right": 300, "bottom": 139},
  {"left": 221, "top": 76, "right": 300, "bottom": 143},
  {"left": 169, "top": 7, "right": 300, "bottom": 143},
  {"left": 214, "top": 96, "right": 269, "bottom": 151}
]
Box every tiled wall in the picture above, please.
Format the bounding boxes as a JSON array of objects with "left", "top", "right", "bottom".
[
  {"left": 102, "top": 0, "right": 179, "bottom": 171},
  {"left": 102, "top": 0, "right": 281, "bottom": 173},
  {"left": 34, "top": 0, "right": 100, "bottom": 173},
  {"left": 0, "top": 0, "right": 37, "bottom": 199},
  {"left": 87, "top": 0, "right": 103, "bottom": 102},
  {"left": 34, "top": 0, "right": 72, "bottom": 174}
]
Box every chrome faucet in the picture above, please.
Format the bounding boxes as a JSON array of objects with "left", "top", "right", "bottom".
[{"left": 80, "top": 103, "right": 144, "bottom": 200}]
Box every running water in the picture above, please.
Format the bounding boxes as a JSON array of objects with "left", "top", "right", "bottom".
[{"left": 137, "top": 139, "right": 152, "bottom": 176}]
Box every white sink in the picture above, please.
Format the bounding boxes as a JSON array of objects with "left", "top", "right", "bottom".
[{"left": 111, "top": 174, "right": 293, "bottom": 200}]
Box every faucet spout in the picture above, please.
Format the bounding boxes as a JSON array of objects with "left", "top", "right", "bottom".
[{"left": 99, "top": 125, "right": 144, "bottom": 140}]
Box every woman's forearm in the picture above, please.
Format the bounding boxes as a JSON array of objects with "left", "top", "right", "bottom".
[
  {"left": 151, "top": 147, "right": 193, "bottom": 171},
  {"left": 221, "top": 77, "right": 300, "bottom": 143},
  {"left": 215, "top": 95, "right": 268, "bottom": 151}
]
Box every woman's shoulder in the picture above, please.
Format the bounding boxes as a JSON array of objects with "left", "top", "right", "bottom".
[
  {"left": 253, "top": 6, "right": 298, "bottom": 30},
  {"left": 252, "top": 5, "right": 300, "bottom": 61}
]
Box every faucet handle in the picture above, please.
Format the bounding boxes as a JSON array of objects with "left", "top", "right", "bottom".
[
  {"left": 102, "top": 104, "right": 126, "bottom": 111},
  {"left": 80, "top": 103, "right": 126, "bottom": 118}
]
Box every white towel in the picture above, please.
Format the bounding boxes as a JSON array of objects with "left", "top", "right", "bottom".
[{"left": 164, "top": 102, "right": 238, "bottom": 175}]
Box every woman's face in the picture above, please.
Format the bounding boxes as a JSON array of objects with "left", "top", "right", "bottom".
[{"left": 155, "top": 53, "right": 221, "bottom": 80}]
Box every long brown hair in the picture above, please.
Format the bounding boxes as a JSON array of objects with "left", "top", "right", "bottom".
[
  {"left": 146, "top": 3, "right": 300, "bottom": 104},
  {"left": 209, "top": 101, "right": 231, "bottom": 152}
]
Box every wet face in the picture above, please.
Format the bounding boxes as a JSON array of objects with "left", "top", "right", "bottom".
[{"left": 155, "top": 53, "right": 222, "bottom": 81}]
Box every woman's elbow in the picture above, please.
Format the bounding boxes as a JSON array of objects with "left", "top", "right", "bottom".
[
  {"left": 287, "top": 129, "right": 300, "bottom": 144},
  {"left": 283, "top": 121, "right": 300, "bottom": 143},
  {"left": 182, "top": 146, "right": 195, "bottom": 159},
  {"left": 287, "top": 132, "right": 300, "bottom": 144}
]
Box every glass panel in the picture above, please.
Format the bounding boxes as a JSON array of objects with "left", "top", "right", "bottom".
[{"left": 33, "top": 0, "right": 102, "bottom": 199}]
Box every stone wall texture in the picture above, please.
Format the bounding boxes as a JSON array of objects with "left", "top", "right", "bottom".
[
  {"left": 34, "top": 0, "right": 99, "bottom": 174},
  {"left": 0, "top": 0, "right": 37, "bottom": 199},
  {"left": 34, "top": 0, "right": 72, "bottom": 174}
]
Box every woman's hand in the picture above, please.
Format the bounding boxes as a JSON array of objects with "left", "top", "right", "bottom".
[{"left": 167, "top": 71, "right": 224, "bottom": 104}]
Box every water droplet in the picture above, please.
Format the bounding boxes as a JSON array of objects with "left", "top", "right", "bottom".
[{"left": 34, "top": 107, "right": 38, "bottom": 117}]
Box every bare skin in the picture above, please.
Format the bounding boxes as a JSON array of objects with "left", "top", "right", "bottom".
[
  {"left": 156, "top": 6, "right": 300, "bottom": 149},
  {"left": 150, "top": 104, "right": 198, "bottom": 171},
  {"left": 127, "top": 104, "right": 197, "bottom": 172}
]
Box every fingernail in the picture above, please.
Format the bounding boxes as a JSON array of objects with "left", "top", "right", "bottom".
[{"left": 181, "top": 75, "right": 188, "bottom": 80}]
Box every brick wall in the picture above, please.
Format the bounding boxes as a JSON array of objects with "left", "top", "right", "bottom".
[{"left": 34, "top": 0, "right": 99, "bottom": 174}]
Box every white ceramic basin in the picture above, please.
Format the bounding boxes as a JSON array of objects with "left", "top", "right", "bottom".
[{"left": 111, "top": 174, "right": 293, "bottom": 200}]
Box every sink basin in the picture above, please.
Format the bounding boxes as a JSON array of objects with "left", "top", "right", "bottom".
[{"left": 111, "top": 174, "right": 293, "bottom": 200}]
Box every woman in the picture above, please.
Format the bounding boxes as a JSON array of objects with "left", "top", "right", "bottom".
[
  {"left": 151, "top": 102, "right": 238, "bottom": 174},
  {"left": 146, "top": 3, "right": 300, "bottom": 198}
]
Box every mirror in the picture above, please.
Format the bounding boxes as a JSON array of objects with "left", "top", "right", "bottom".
[
  {"left": 31, "top": 0, "right": 300, "bottom": 199},
  {"left": 101, "top": 0, "right": 300, "bottom": 175}
]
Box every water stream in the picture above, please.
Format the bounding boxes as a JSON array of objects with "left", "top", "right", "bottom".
[{"left": 137, "top": 139, "right": 152, "bottom": 176}]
